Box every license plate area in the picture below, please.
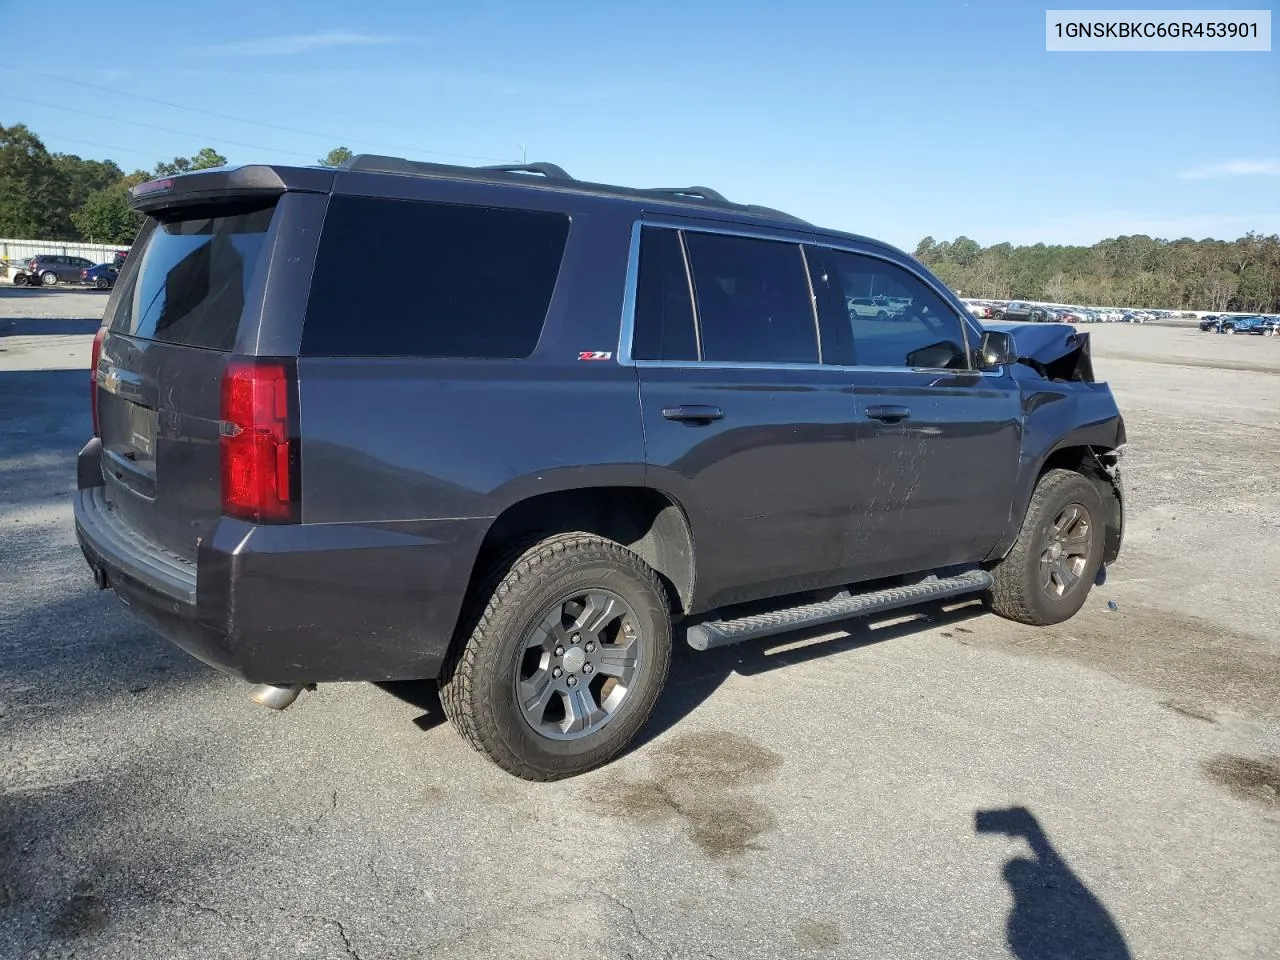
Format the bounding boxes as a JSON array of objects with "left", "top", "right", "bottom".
[
  {"left": 102, "top": 400, "right": 158, "bottom": 497},
  {"left": 128, "top": 403, "right": 157, "bottom": 460}
]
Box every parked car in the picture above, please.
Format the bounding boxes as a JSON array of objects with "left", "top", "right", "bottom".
[
  {"left": 1221, "top": 315, "right": 1275, "bottom": 336},
  {"left": 1220, "top": 315, "right": 1267, "bottom": 334},
  {"left": 82, "top": 263, "right": 119, "bottom": 289},
  {"left": 2, "top": 258, "right": 35, "bottom": 285},
  {"left": 847, "top": 296, "right": 895, "bottom": 320},
  {"left": 26, "top": 254, "right": 96, "bottom": 285},
  {"left": 74, "top": 157, "right": 1127, "bottom": 780},
  {"left": 999, "top": 301, "right": 1037, "bottom": 321},
  {"left": 1198, "top": 315, "right": 1222, "bottom": 332},
  {"left": 964, "top": 300, "right": 993, "bottom": 320}
]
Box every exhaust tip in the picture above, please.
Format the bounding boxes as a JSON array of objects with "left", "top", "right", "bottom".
[{"left": 249, "top": 683, "right": 305, "bottom": 711}]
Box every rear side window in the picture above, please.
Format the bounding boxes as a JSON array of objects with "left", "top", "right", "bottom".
[
  {"left": 682, "top": 232, "right": 818, "bottom": 364},
  {"left": 301, "top": 197, "right": 569, "bottom": 358},
  {"left": 111, "top": 204, "right": 275, "bottom": 351},
  {"left": 632, "top": 227, "right": 698, "bottom": 361}
]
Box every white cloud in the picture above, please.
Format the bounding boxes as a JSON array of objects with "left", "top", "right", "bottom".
[
  {"left": 1178, "top": 159, "right": 1280, "bottom": 180},
  {"left": 201, "top": 31, "right": 409, "bottom": 56}
]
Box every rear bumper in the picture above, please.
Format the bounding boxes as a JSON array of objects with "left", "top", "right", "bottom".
[{"left": 74, "top": 438, "right": 489, "bottom": 684}]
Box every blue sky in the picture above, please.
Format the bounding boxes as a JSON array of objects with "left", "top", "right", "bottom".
[{"left": 3, "top": 0, "right": 1277, "bottom": 249}]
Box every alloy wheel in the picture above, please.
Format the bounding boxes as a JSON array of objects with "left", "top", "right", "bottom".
[
  {"left": 514, "top": 589, "right": 641, "bottom": 741},
  {"left": 1040, "top": 503, "right": 1093, "bottom": 599}
]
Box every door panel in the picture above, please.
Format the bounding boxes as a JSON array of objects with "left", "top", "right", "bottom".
[
  {"left": 845, "top": 370, "right": 1022, "bottom": 576},
  {"left": 639, "top": 365, "right": 858, "bottom": 609}
]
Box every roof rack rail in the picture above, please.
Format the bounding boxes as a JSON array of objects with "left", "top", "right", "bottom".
[
  {"left": 336, "top": 153, "right": 809, "bottom": 225},
  {"left": 476, "top": 162, "right": 574, "bottom": 180},
  {"left": 644, "top": 185, "right": 729, "bottom": 203}
]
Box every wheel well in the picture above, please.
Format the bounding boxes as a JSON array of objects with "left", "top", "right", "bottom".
[
  {"left": 476, "top": 487, "right": 695, "bottom": 614},
  {"left": 1038, "top": 445, "right": 1123, "bottom": 564}
]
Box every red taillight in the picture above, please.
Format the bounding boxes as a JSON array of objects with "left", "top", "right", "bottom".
[
  {"left": 81, "top": 269, "right": 88, "bottom": 279},
  {"left": 219, "top": 358, "right": 298, "bottom": 523},
  {"left": 90, "top": 326, "right": 107, "bottom": 436}
]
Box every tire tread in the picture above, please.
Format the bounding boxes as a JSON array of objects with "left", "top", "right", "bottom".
[{"left": 438, "top": 532, "right": 670, "bottom": 781}]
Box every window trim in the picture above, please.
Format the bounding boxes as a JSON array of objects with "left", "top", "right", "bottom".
[
  {"left": 618, "top": 219, "right": 826, "bottom": 369},
  {"left": 676, "top": 229, "right": 704, "bottom": 360}
]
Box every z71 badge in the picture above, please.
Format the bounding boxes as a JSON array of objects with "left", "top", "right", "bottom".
[{"left": 577, "top": 351, "right": 612, "bottom": 361}]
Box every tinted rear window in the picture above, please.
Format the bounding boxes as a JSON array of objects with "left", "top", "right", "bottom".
[
  {"left": 111, "top": 204, "right": 274, "bottom": 351},
  {"left": 301, "top": 196, "right": 570, "bottom": 358}
]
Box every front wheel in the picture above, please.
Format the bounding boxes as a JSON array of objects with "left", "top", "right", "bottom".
[
  {"left": 439, "top": 533, "right": 672, "bottom": 780},
  {"left": 986, "top": 469, "right": 1106, "bottom": 626},
  {"left": 12, "top": 274, "right": 28, "bottom": 286}
]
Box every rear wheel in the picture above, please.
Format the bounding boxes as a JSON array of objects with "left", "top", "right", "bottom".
[
  {"left": 40, "top": 271, "right": 58, "bottom": 286},
  {"left": 439, "top": 532, "right": 672, "bottom": 780},
  {"left": 95, "top": 277, "right": 110, "bottom": 289},
  {"left": 986, "top": 469, "right": 1105, "bottom": 626}
]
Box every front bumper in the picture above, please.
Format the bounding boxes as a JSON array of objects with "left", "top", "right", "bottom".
[{"left": 73, "top": 438, "right": 488, "bottom": 684}]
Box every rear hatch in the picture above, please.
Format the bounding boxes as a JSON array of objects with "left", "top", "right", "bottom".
[{"left": 97, "top": 200, "right": 277, "bottom": 560}]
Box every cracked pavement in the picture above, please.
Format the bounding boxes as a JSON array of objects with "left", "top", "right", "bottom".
[{"left": 2, "top": 293, "right": 1278, "bottom": 959}]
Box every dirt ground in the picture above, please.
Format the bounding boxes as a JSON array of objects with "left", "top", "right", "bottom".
[{"left": 1, "top": 288, "right": 1277, "bottom": 960}]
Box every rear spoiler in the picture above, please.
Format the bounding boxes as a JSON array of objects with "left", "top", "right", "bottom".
[{"left": 128, "top": 165, "right": 335, "bottom": 214}]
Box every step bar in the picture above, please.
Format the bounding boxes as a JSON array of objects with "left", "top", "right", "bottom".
[{"left": 685, "top": 569, "right": 993, "bottom": 651}]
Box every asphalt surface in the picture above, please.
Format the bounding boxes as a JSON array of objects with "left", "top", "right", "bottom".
[{"left": 2, "top": 288, "right": 1278, "bottom": 959}]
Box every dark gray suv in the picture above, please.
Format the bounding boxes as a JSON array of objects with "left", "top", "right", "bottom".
[
  {"left": 74, "top": 156, "right": 1126, "bottom": 780},
  {"left": 28, "top": 254, "right": 95, "bottom": 285}
]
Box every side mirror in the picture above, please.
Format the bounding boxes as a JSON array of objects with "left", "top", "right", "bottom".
[{"left": 976, "top": 330, "right": 1014, "bottom": 369}]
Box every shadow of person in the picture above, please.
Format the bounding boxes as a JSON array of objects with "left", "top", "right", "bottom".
[{"left": 976, "top": 806, "right": 1131, "bottom": 960}]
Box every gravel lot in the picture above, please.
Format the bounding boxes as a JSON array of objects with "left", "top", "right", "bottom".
[{"left": 2, "top": 288, "right": 1277, "bottom": 960}]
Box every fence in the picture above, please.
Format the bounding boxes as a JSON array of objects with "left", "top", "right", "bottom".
[{"left": 0, "top": 237, "right": 131, "bottom": 264}]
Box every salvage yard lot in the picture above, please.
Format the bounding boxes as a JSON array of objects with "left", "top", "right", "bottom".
[{"left": 2, "top": 288, "right": 1277, "bottom": 960}]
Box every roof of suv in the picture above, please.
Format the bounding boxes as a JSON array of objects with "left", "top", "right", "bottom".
[
  {"left": 128, "top": 153, "right": 904, "bottom": 258},
  {"left": 340, "top": 154, "right": 814, "bottom": 228}
]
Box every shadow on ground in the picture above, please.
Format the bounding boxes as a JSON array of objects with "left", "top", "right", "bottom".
[{"left": 976, "top": 806, "right": 1132, "bottom": 960}]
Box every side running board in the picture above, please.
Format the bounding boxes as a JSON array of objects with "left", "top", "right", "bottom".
[{"left": 685, "top": 569, "right": 993, "bottom": 651}]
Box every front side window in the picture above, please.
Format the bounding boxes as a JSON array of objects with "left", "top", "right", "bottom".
[
  {"left": 682, "top": 232, "right": 817, "bottom": 364},
  {"left": 808, "top": 248, "right": 970, "bottom": 370}
]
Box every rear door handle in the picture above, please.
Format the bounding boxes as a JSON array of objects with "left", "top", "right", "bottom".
[
  {"left": 865, "top": 404, "right": 911, "bottom": 422},
  {"left": 662, "top": 404, "right": 724, "bottom": 423}
]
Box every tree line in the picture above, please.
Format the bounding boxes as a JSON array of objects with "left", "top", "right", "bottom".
[
  {"left": 3, "top": 123, "right": 1276, "bottom": 312},
  {"left": 0, "top": 125, "right": 354, "bottom": 245},
  {"left": 915, "top": 233, "right": 1280, "bottom": 313}
]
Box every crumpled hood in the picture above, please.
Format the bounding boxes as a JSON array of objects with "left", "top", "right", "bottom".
[{"left": 983, "top": 321, "right": 1094, "bottom": 382}]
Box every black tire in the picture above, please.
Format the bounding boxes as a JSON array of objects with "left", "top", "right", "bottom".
[
  {"left": 986, "top": 469, "right": 1106, "bottom": 626},
  {"left": 95, "top": 277, "right": 110, "bottom": 289},
  {"left": 876, "top": 310, "right": 888, "bottom": 321},
  {"left": 13, "top": 274, "right": 28, "bottom": 286},
  {"left": 40, "top": 271, "right": 58, "bottom": 286},
  {"left": 439, "top": 532, "right": 672, "bottom": 780}
]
